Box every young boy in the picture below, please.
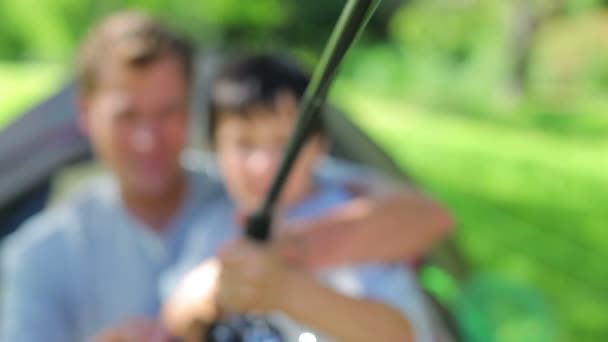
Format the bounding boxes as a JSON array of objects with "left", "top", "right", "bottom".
[{"left": 162, "top": 54, "right": 434, "bottom": 341}]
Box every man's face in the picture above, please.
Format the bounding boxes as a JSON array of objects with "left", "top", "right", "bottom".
[
  {"left": 215, "top": 93, "right": 325, "bottom": 211},
  {"left": 81, "top": 56, "right": 190, "bottom": 197}
]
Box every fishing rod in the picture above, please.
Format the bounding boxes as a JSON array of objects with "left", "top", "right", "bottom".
[
  {"left": 246, "top": 0, "right": 382, "bottom": 242},
  {"left": 205, "top": 1, "right": 382, "bottom": 340}
]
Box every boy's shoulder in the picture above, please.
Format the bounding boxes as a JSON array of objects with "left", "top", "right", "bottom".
[
  {"left": 315, "top": 157, "right": 381, "bottom": 185},
  {"left": 288, "top": 180, "right": 352, "bottom": 220}
]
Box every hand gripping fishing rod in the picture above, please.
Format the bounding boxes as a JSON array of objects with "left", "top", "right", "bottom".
[{"left": 204, "top": 1, "right": 382, "bottom": 341}]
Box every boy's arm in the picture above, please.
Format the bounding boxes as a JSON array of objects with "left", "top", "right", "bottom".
[{"left": 217, "top": 239, "right": 414, "bottom": 342}]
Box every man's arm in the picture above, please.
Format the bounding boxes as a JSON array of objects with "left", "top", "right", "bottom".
[
  {"left": 277, "top": 179, "right": 454, "bottom": 270},
  {"left": 217, "top": 239, "right": 414, "bottom": 342},
  {"left": 163, "top": 242, "right": 417, "bottom": 342},
  {"left": 280, "top": 272, "right": 414, "bottom": 342}
]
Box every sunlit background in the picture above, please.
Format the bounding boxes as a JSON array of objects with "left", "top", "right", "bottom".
[{"left": 1, "top": 0, "right": 607, "bottom": 341}]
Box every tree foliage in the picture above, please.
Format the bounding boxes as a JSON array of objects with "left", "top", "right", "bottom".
[{"left": 1, "top": 0, "right": 607, "bottom": 340}]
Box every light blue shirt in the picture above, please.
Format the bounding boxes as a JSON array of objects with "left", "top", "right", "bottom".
[
  {"left": 161, "top": 179, "right": 434, "bottom": 342},
  {"left": 0, "top": 157, "right": 378, "bottom": 342},
  {"left": 0, "top": 170, "right": 224, "bottom": 341}
]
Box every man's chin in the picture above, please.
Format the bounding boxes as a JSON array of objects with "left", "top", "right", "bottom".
[{"left": 125, "top": 174, "right": 183, "bottom": 198}]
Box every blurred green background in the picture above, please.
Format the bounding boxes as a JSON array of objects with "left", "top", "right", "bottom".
[{"left": 1, "top": 0, "right": 607, "bottom": 340}]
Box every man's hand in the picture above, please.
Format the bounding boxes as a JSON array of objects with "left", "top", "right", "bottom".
[
  {"left": 91, "top": 318, "right": 171, "bottom": 342},
  {"left": 217, "top": 239, "right": 293, "bottom": 314},
  {"left": 276, "top": 188, "right": 453, "bottom": 271}
]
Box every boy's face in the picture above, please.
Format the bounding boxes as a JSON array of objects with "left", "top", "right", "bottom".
[{"left": 215, "top": 92, "right": 325, "bottom": 211}]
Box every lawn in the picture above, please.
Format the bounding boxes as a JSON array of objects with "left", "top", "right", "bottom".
[
  {"left": 1, "top": 61, "right": 606, "bottom": 341},
  {"left": 333, "top": 83, "right": 608, "bottom": 341}
]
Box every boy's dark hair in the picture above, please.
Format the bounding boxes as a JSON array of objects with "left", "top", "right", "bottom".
[{"left": 208, "top": 53, "right": 324, "bottom": 144}]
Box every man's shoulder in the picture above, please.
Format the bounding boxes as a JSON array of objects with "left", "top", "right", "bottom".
[
  {"left": 1, "top": 207, "right": 77, "bottom": 273},
  {"left": 2, "top": 175, "right": 119, "bottom": 265}
]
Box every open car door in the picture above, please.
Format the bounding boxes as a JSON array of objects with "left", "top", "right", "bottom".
[{"left": 0, "top": 84, "right": 91, "bottom": 238}]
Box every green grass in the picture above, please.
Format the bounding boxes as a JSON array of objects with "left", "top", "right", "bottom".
[
  {"left": 0, "top": 62, "right": 66, "bottom": 130},
  {"left": 2, "top": 59, "right": 605, "bottom": 340},
  {"left": 333, "top": 82, "right": 608, "bottom": 341}
]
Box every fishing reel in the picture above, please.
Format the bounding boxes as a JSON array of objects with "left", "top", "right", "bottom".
[
  {"left": 205, "top": 212, "right": 282, "bottom": 342},
  {"left": 206, "top": 315, "right": 285, "bottom": 342}
]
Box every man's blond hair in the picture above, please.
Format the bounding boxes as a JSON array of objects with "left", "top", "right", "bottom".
[{"left": 76, "top": 10, "right": 194, "bottom": 95}]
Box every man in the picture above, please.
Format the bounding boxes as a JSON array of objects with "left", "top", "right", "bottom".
[{"left": 0, "top": 11, "right": 452, "bottom": 342}]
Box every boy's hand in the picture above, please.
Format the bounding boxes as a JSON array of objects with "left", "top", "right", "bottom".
[
  {"left": 217, "top": 239, "right": 293, "bottom": 314},
  {"left": 162, "top": 259, "right": 221, "bottom": 340}
]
